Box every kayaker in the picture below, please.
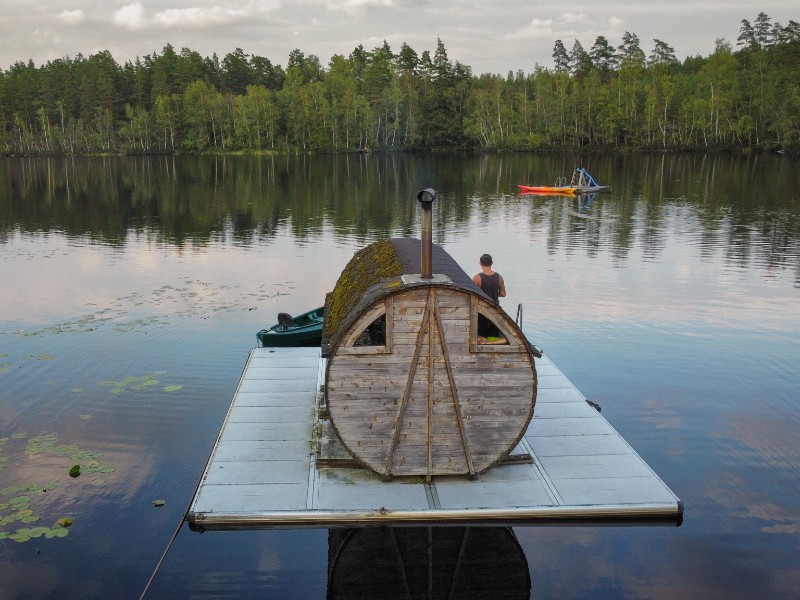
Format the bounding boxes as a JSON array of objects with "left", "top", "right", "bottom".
[{"left": 473, "top": 253, "right": 506, "bottom": 303}]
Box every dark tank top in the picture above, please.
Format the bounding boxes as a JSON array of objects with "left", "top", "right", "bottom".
[{"left": 478, "top": 272, "right": 501, "bottom": 303}]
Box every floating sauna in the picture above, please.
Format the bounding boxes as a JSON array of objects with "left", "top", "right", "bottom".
[
  {"left": 187, "top": 189, "right": 684, "bottom": 529},
  {"left": 321, "top": 191, "right": 539, "bottom": 480}
]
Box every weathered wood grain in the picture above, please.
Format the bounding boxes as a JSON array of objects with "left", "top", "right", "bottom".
[{"left": 327, "top": 285, "right": 537, "bottom": 477}]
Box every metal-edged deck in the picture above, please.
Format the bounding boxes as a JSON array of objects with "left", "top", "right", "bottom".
[{"left": 188, "top": 344, "right": 682, "bottom": 530}]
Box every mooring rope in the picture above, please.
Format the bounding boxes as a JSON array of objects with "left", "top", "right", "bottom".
[
  {"left": 138, "top": 457, "right": 211, "bottom": 598},
  {"left": 138, "top": 509, "right": 188, "bottom": 600}
]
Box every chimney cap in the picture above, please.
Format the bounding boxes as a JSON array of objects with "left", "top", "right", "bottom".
[{"left": 417, "top": 188, "right": 436, "bottom": 203}]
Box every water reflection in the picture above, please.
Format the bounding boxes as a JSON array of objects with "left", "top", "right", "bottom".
[
  {"left": 327, "top": 527, "right": 529, "bottom": 599},
  {"left": 1, "top": 154, "right": 798, "bottom": 282},
  {"left": 1, "top": 153, "right": 799, "bottom": 599}
]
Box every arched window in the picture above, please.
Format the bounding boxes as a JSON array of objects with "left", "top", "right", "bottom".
[
  {"left": 471, "top": 298, "right": 520, "bottom": 352},
  {"left": 354, "top": 313, "right": 386, "bottom": 347},
  {"left": 338, "top": 298, "right": 393, "bottom": 355}
]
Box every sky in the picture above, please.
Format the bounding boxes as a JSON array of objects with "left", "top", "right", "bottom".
[{"left": 0, "top": 0, "right": 796, "bottom": 75}]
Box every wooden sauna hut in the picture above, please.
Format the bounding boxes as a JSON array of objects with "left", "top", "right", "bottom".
[{"left": 321, "top": 190, "right": 539, "bottom": 480}]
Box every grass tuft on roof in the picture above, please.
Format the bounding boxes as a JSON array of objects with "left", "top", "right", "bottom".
[{"left": 323, "top": 240, "right": 403, "bottom": 340}]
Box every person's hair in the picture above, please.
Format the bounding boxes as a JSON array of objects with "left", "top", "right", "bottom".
[{"left": 479, "top": 253, "right": 492, "bottom": 266}]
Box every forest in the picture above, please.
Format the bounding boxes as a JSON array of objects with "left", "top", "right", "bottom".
[{"left": 0, "top": 12, "right": 797, "bottom": 155}]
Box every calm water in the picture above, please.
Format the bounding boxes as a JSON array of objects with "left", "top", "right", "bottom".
[{"left": 0, "top": 153, "right": 799, "bottom": 599}]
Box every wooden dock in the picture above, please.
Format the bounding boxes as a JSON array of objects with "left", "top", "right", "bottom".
[{"left": 188, "top": 344, "right": 682, "bottom": 530}]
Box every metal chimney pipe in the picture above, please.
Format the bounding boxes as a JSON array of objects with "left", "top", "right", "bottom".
[{"left": 417, "top": 188, "right": 436, "bottom": 278}]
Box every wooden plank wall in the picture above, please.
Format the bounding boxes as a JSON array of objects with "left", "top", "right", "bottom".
[{"left": 327, "top": 286, "right": 536, "bottom": 478}]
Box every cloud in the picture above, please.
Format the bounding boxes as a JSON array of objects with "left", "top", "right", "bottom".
[
  {"left": 559, "top": 12, "right": 589, "bottom": 25},
  {"left": 33, "top": 30, "right": 63, "bottom": 44},
  {"left": 154, "top": 6, "right": 249, "bottom": 28},
  {"left": 326, "top": 0, "right": 394, "bottom": 15},
  {"left": 510, "top": 13, "right": 632, "bottom": 47},
  {"left": 113, "top": 2, "right": 147, "bottom": 31},
  {"left": 109, "top": 2, "right": 274, "bottom": 32},
  {"left": 514, "top": 18, "right": 556, "bottom": 40},
  {"left": 58, "top": 9, "right": 86, "bottom": 25}
]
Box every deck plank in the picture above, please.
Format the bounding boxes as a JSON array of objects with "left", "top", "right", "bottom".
[
  {"left": 533, "top": 401, "right": 599, "bottom": 419},
  {"left": 221, "top": 421, "right": 310, "bottom": 441},
  {"left": 194, "top": 483, "right": 309, "bottom": 512},
  {"left": 435, "top": 477, "right": 554, "bottom": 509},
  {"left": 529, "top": 434, "right": 633, "bottom": 457},
  {"left": 538, "top": 453, "right": 656, "bottom": 480},
  {"left": 188, "top": 345, "right": 682, "bottom": 530},
  {"left": 203, "top": 460, "right": 310, "bottom": 485},
  {"left": 526, "top": 416, "right": 617, "bottom": 437},
  {"left": 316, "top": 470, "right": 431, "bottom": 510}
]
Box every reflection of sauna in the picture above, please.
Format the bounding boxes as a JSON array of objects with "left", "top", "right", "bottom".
[
  {"left": 321, "top": 196, "right": 538, "bottom": 479},
  {"left": 327, "top": 527, "right": 530, "bottom": 600}
]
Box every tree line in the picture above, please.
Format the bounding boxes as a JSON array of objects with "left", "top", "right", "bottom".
[{"left": 0, "top": 12, "right": 797, "bottom": 155}]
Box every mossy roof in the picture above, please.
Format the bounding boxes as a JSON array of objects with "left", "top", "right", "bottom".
[{"left": 321, "top": 238, "right": 488, "bottom": 356}]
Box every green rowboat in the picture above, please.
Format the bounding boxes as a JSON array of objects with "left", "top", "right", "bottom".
[{"left": 256, "top": 306, "right": 324, "bottom": 347}]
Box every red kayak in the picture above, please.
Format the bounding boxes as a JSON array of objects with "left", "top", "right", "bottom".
[{"left": 517, "top": 184, "right": 577, "bottom": 195}]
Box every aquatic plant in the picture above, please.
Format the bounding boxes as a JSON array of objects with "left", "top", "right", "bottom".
[{"left": 0, "top": 432, "right": 115, "bottom": 544}]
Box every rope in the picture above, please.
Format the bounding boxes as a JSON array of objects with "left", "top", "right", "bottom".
[
  {"left": 138, "top": 510, "right": 188, "bottom": 600},
  {"left": 139, "top": 451, "right": 212, "bottom": 598}
]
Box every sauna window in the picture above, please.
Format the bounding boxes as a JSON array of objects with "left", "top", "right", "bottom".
[
  {"left": 477, "top": 313, "right": 508, "bottom": 345},
  {"left": 471, "top": 298, "right": 520, "bottom": 352},
  {"left": 353, "top": 313, "right": 387, "bottom": 347}
]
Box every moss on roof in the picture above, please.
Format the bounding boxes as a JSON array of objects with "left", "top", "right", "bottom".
[{"left": 323, "top": 239, "right": 404, "bottom": 341}]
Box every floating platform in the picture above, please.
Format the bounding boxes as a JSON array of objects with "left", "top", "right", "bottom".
[
  {"left": 575, "top": 185, "right": 612, "bottom": 194},
  {"left": 187, "top": 343, "right": 682, "bottom": 530}
]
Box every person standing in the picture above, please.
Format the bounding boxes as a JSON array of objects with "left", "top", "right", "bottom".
[{"left": 473, "top": 253, "right": 506, "bottom": 303}]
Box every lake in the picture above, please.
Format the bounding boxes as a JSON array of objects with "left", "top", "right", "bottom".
[{"left": 0, "top": 152, "right": 798, "bottom": 599}]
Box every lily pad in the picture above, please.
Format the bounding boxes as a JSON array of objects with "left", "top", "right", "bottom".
[
  {"left": 52, "top": 527, "right": 69, "bottom": 538},
  {"left": 85, "top": 460, "right": 114, "bottom": 474},
  {"left": 162, "top": 385, "right": 183, "bottom": 392},
  {"left": 56, "top": 517, "right": 73, "bottom": 527},
  {"left": 68, "top": 465, "right": 81, "bottom": 478},
  {"left": 71, "top": 451, "right": 102, "bottom": 462}
]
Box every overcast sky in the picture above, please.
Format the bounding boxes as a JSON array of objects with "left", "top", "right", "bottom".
[{"left": 0, "top": 1, "right": 796, "bottom": 75}]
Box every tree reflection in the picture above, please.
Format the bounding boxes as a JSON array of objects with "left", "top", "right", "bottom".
[{"left": 0, "top": 153, "right": 797, "bottom": 278}]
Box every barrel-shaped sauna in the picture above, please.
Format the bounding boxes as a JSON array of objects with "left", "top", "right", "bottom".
[{"left": 322, "top": 238, "right": 538, "bottom": 479}]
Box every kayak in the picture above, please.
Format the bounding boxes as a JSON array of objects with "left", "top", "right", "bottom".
[
  {"left": 518, "top": 169, "right": 612, "bottom": 196},
  {"left": 517, "top": 185, "right": 578, "bottom": 195},
  {"left": 256, "top": 306, "right": 324, "bottom": 347}
]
